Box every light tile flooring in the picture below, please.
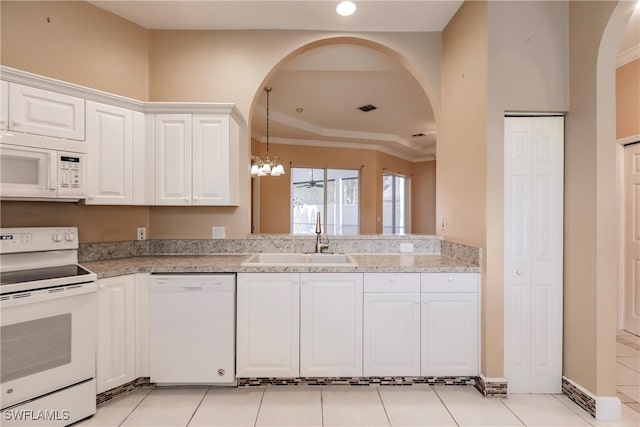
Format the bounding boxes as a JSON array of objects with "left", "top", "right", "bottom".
[
  {"left": 616, "top": 329, "right": 640, "bottom": 413},
  {"left": 75, "top": 331, "right": 640, "bottom": 427},
  {"left": 76, "top": 385, "right": 640, "bottom": 427}
]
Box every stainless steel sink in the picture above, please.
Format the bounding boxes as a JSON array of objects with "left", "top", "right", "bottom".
[{"left": 241, "top": 253, "right": 357, "bottom": 267}]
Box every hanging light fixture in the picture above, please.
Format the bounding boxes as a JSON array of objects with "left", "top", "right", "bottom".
[{"left": 251, "top": 86, "right": 285, "bottom": 177}]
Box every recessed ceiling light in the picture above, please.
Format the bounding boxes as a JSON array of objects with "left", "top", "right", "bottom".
[{"left": 336, "top": 1, "right": 357, "bottom": 17}]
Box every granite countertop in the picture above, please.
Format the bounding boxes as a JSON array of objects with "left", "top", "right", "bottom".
[{"left": 82, "top": 253, "right": 481, "bottom": 279}]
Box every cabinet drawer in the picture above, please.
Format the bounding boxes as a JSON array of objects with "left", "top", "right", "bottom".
[
  {"left": 364, "top": 273, "right": 420, "bottom": 293},
  {"left": 421, "top": 273, "right": 479, "bottom": 293}
]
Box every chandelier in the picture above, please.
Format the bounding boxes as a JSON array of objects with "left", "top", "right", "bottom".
[{"left": 251, "top": 86, "right": 285, "bottom": 176}]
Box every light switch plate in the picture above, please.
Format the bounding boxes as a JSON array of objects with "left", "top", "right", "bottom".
[{"left": 212, "top": 226, "right": 225, "bottom": 239}]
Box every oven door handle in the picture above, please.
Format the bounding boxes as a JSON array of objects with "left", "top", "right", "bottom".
[
  {"left": 1, "top": 282, "right": 97, "bottom": 308},
  {"left": 48, "top": 151, "right": 58, "bottom": 191}
]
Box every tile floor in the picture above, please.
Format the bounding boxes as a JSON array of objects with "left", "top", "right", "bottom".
[
  {"left": 75, "top": 332, "right": 640, "bottom": 427},
  {"left": 616, "top": 329, "right": 640, "bottom": 413},
  {"left": 76, "top": 385, "right": 640, "bottom": 427}
]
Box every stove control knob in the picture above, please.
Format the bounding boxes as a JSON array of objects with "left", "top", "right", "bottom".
[
  {"left": 65, "top": 231, "right": 76, "bottom": 242},
  {"left": 52, "top": 232, "right": 64, "bottom": 242}
]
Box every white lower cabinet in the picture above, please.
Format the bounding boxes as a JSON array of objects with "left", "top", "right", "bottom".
[
  {"left": 236, "top": 273, "right": 300, "bottom": 377},
  {"left": 420, "top": 273, "right": 479, "bottom": 376},
  {"left": 363, "top": 273, "right": 421, "bottom": 376},
  {"left": 300, "top": 273, "right": 363, "bottom": 377},
  {"left": 96, "top": 275, "right": 136, "bottom": 393}
]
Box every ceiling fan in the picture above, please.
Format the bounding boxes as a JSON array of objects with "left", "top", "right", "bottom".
[{"left": 294, "top": 169, "right": 324, "bottom": 188}]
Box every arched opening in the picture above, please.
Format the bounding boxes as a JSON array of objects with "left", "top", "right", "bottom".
[{"left": 247, "top": 37, "right": 439, "bottom": 235}]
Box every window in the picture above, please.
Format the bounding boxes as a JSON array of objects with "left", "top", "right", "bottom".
[
  {"left": 383, "top": 173, "right": 409, "bottom": 234},
  {"left": 291, "top": 168, "right": 359, "bottom": 235}
]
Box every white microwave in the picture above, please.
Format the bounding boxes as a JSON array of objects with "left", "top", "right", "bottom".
[{"left": 0, "top": 143, "right": 86, "bottom": 201}]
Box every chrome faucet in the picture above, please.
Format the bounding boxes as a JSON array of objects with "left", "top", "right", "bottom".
[{"left": 315, "top": 212, "right": 330, "bottom": 253}]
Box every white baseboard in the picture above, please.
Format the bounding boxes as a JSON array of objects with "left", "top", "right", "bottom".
[{"left": 596, "top": 396, "right": 622, "bottom": 421}]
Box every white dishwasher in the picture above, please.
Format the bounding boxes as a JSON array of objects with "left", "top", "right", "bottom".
[{"left": 149, "top": 274, "right": 235, "bottom": 384}]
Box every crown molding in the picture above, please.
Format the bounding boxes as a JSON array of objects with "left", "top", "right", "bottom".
[
  {"left": 258, "top": 136, "right": 436, "bottom": 162},
  {"left": 617, "top": 44, "right": 640, "bottom": 68},
  {"left": 0, "top": 66, "right": 245, "bottom": 123}
]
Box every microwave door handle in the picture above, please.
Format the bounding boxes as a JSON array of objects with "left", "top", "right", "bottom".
[{"left": 49, "top": 152, "right": 57, "bottom": 190}]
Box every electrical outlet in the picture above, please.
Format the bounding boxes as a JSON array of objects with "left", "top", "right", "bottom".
[
  {"left": 400, "top": 242, "right": 414, "bottom": 253},
  {"left": 137, "top": 227, "right": 146, "bottom": 241},
  {"left": 440, "top": 217, "right": 447, "bottom": 231},
  {"left": 212, "top": 226, "right": 225, "bottom": 239}
]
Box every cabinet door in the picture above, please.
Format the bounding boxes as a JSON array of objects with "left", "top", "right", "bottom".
[
  {"left": 154, "top": 114, "right": 192, "bottom": 205},
  {"left": 364, "top": 293, "right": 420, "bottom": 376},
  {"left": 237, "top": 273, "right": 300, "bottom": 377},
  {"left": 421, "top": 292, "right": 478, "bottom": 376},
  {"left": 1, "top": 81, "right": 8, "bottom": 130},
  {"left": 86, "top": 101, "right": 133, "bottom": 204},
  {"left": 300, "top": 273, "right": 363, "bottom": 377},
  {"left": 97, "top": 275, "right": 136, "bottom": 393},
  {"left": 192, "top": 115, "right": 231, "bottom": 206},
  {"left": 9, "top": 83, "right": 84, "bottom": 140}
]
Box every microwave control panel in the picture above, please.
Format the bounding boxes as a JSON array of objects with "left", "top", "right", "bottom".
[{"left": 59, "top": 155, "right": 82, "bottom": 190}]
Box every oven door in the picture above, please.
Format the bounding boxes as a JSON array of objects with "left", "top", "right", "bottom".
[
  {"left": 0, "top": 144, "right": 57, "bottom": 198},
  {"left": 0, "top": 282, "right": 96, "bottom": 409}
]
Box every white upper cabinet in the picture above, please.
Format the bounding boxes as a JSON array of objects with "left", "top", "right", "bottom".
[
  {"left": 155, "top": 114, "right": 192, "bottom": 206},
  {"left": 0, "top": 81, "right": 8, "bottom": 130},
  {"left": 236, "top": 273, "right": 300, "bottom": 378},
  {"left": 192, "top": 115, "right": 238, "bottom": 206},
  {"left": 86, "top": 101, "right": 134, "bottom": 204},
  {"left": 155, "top": 113, "right": 239, "bottom": 206},
  {"left": 300, "top": 273, "right": 363, "bottom": 377},
  {"left": 9, "top": 83, "right": 84, "bottom": 141}
]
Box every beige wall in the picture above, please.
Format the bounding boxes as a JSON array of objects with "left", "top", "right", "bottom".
[
  {"left": 253, "top": 141, "right": 422, "bottom": 234},
  {"left": 565, "top": 0, "right": 619, "bottom": 396},
  {"left": 616, "top": 58, "right": 640, "bottom": 139},
  {"left": 411, "top": 161, "right": 436, "bottom": 234},
  {"left": 0, "top": 202, "right": 149, "bottom": 243},
  {"left": 148, "top": 30, "right": 442, "bottom": 238},
  {"left": 1, "top": 1, "right": 149, "bottom": 100},
  {"left": 0, "top": 1, "right": 151, "bottom": 243},
  {"left": 439, "top": 0, "right": 490, "bottom": 374},
  {"left": 0, "top": 1, "right": 443, "bottom": 241}
]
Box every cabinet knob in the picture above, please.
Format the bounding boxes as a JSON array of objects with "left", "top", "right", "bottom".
[
  {"left": 390, "top": 277, "right": 396, "bottom": 283},
  {"left": 12, "top": 120, "right": 20, "bottom": 126},
  {"left": 422, "top": 299, "right": 428, "bottom": 304},
  {"left": 184, "top": 196, "right": 189, "bottom": 201},
  {"left": 447, "top": 277, "right": 454, "bottom": 283},
  {"left": 98, "top": 283, "right": 105, "bottom": 290},
  {"left": 193, "top": 196, "right": 199, "bottom": 201},
  {"left": 516, "top": 269, "right": 524, "bottom": 276},
  {"left": 414, "top": 299, "right": 420, "bottom": 304},
  {"left": 88, "top": 195, "right": 95, "bottom": 200}
]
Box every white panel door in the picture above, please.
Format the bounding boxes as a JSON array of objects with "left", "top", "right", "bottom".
[
  {"left": 624, "top": 143, "right": 640, "bottom": 336},
  {"left": 1, "top": 81, "right": 8, "bottom": 130},
  {"left": 96, "top": 275, "right": 136, "bottom": 394},
  {"left": 236, "top": 273, "right": 300, "bottom": 377},
  {"left": 9, "top": 83, "right": 85, "bottom": 140},
  {"left": 192, "top": 114, "right": 230, "bottom": 206},
  {"left": 300, "top": 273, "right": 363, "bottom": 377},
  {"left": 504, "top": 116, "right": 564, "bottom": 393},
  {"left": 154, "top": 114, "right": 192, "bottom": 205},
  {"left": 86, "top": 101, "right": 133, "bottom": 204},
  {"left": 364, "top": 293, "right": 420, "bottom": 376},
  {"left": 421, "top": 293, "right": 479, "bottom": 376}
]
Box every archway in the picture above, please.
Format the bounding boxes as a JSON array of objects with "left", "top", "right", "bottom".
[{"left": 248, "top": 36, "right": 440, "bottom": 235}]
